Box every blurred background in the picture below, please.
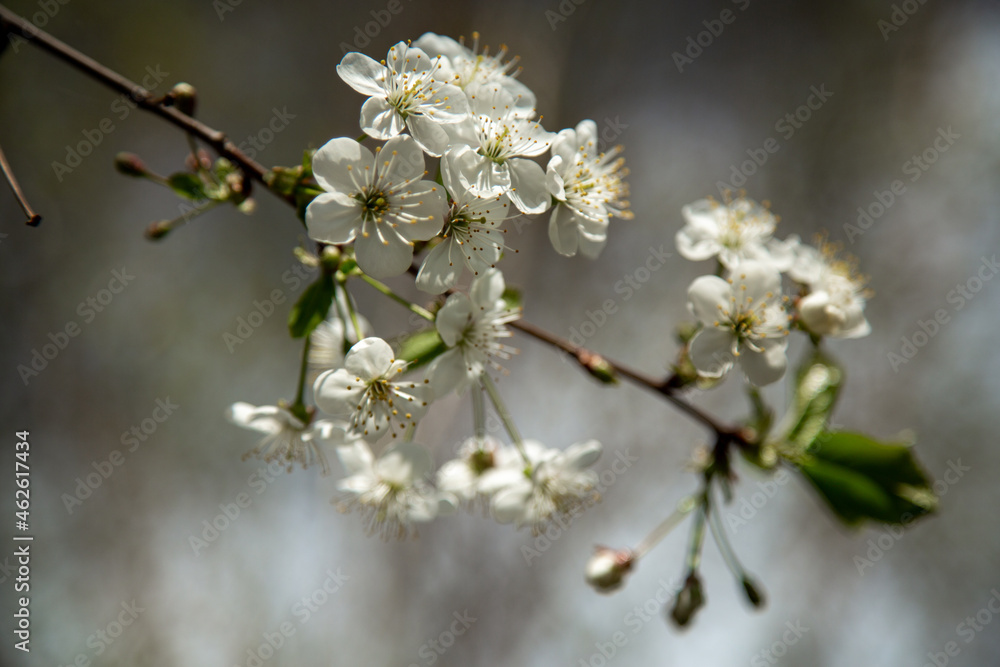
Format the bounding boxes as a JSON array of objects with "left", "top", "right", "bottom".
[{"left": 2, "top": 0, "right": 999, "bottom": 665}]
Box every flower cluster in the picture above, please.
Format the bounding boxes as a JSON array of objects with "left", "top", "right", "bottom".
[
  {"left": 677, "top": 194, "right": 871, "bottom": 386},
  {"left": 307, "top": 34, "right": 633, "bottom": 288}
]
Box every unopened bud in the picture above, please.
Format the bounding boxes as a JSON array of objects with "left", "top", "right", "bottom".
[
  {"left": 169, "top": 82, "right": 197, "bottom": 116},
  {"left": 742, "top": 577, "right": 766, "bottom": 608},
  {"left": 668, "top": 573, "right": 705, "bottom": 628},
  {"left": 320, "top": 245, "right": 342, "bottom": 272},
  {"left": 585, "top": 546, "right": 634, "bottom": 593},
  {"left": 114, "top": 152, "right": 148, "bottom": 178},
  {"left": 145, "top": 220, "right": 172, "bottom": 240}
]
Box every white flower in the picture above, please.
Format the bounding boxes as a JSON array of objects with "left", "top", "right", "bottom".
[
  {"left": 479, "top": 439, "right": 602, "bottom": 532},
  {"left": 791, "top": 241, "right": 871, "bottom": 339},
  {"left": 413, "top": 32, "right": 536, "bottom": 118},
  {"left": 444, "top": 83, "right": 554, "bottom": 214},
  {"left": 426, "top": 269, "right": 519, "bottom": 395},
  {"left": 334, "top": 439, "right": 443, "bottom": 540},
  {"left": 676, "top": 196, "right": 791, "bottom": 270},
  {"left": 687, "top": 261, "right": 791, "bottom": 386},
  {"left": 226, "top": 402, "right": 340, "bottom": 474},
  {"left": 305, "top": 135, "right": 446, "bottom": 278},
  {"left": 546, "top": 120, "right": 633, "bottom": 258},
  {"left": 309, "top": 311, "right": 372, "bottom": 370},
  {"left": 436, "top": 436, "right": 502, "bottom": 504},
  {"left": 337, "top": 42, "right": 469, "bottom": 156},
  {"left": 313, "top": 337, "right": 432, "bottom": 439},
  {"left": 416, "top": 146, "right": 514, "bottom": 294}
]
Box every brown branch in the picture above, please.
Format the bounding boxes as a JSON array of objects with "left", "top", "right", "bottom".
[
  {"left": 0, "top": 4, "right": 748, "bottom": 445},
  {"left": 0, "top": 5, "right": 292, "bottom": 207}
]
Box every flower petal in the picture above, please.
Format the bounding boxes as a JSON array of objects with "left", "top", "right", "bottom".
[
  {"left": 406, "top": 114, "right": 450, "bottom": 157},
  {"left": 360, "top": 96, "right": 404, "bottom": 140},
  {"left": 311, "top": 137, "right": 373, "bottom": 194},
  {"left": 507, "top": 158, "right": 551, "bottom": 215},
  {"left": 740, "top": 338, "right": 787, "bottom": 386},
  {"left": 354, "top": 222, "right": 415, "bottom": 278},
  {"left": 689, "top": 327, "right": 735, "bottom": 378},
  {"left": 305, "top": 191, "right": 361, "bottom": 244},
  {"left": 344, "top": 337, "right": 395, "bottom": 380},
  {"left": 548, "top": 204, "right": 580, "bottom": 257},
  {"left": 336, "top": 52, "right": 387, "bottom": 98},
  {"left": 687, "top": 275, "right": 733, "bottom": 324},
  {"left": 435, "top": 293, "right": 473, "bottom": 345},
  {"left": 314, "top": 369, "right": 367, "bottom": 418}
]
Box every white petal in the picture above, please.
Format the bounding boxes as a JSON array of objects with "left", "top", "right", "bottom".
[
  {"left": 360, "top": 96, "right": 404, "bottom": 140},
  {"left": 730, "top": 260, "right": 782, "bottom": 304},
  {"left": 377, "top": 442, "right": 432, "bottom": 483},
  {"left": 676, "top": 227, "right": 721, "bottom": 261},
  {"left": 469, "top": 268, "right": 505, "bottom": 309},
  {"left": 354, "top": 223, "right": 415, "bottom": 278},
  {"left": 336, "top": 52, "right": 387, "bottom": 98},
  {"left": 227, "top": 403, "right": 288, "bottom": 434},
  {"left": 548, "top": 205, "right": 580, "bottom": 257},
  {"left": 740, "top": 339, "right": 787, "bottom": 386},
  {"left": 415, "top": 240, "right": 462, "bottom": 295},
  {"left": 344, "top": 337, "right": 395, "bottom": 380},
  {"left": 491, "top": 484, "right": 533, "bottom": 524},
  {"left": 687, "top": 275, "right": 733, "bottom": 324},
  {"left": 336, "top": 440, "right": 374, "bottom": 475},
  {"left": 379, "top": 134, "right": 426, "bottom": 184},
  {"left": 391, "top": 182, "right": 447, "bottom": 241},
  {"left": 426, "top": 348, "right": 468, "bottom": 396},
  {"left": 305, "top": 191, "right": 361, "bottom": 244},
  {"left": 507, "top": 158, "right": 551, "bottom": 215},
  {"left": 689, "top": 327, "right": 736, "bottom": 378},
  {"left": 311, "top": 137, "right": 373, "bottom": 194},
  {"left": 435, "top": 294, "right": 473, "bottom": 345},
  {"left": 314, "top": 369, "right": 367, "bottom": 418},
  {"left": 562, "top": 440, "right": 602, "bottom": 470},
  {"left": 419, "top": 83, "right": 470, "bottom": 124},
  {"left": 406, "top": 114, "right": 450, "bottom": 157},
  {"left": 545, "top": 155, "right": 567, "bottom": 200}
]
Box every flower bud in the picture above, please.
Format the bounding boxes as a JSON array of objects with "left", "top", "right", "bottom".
[
  {"left": 668, "top": 573, "right": 705, "bottom": 628},
  {"left": 114, "top": 152, "right": 148, "bottom": 178},
  {"left": 169, "top": 82, "right": 197, "bottom": 116},
  {"left": 742, "top": 576, "right": 766, "bottom": 608},
  {"left": 320, "top": 245, "right": 342, "bottom": 272},
  {"left": 145, "top": 220, "right": 172, "bottom": 240},
  {"left": 585, "top": 547, "right": 634, "bottom": 593}
]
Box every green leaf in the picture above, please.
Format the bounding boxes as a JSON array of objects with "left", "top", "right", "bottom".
[
  {"left": 167, "top": 172, "right": 207, "bottom": 200},
  {"left": 396, "top": 328, "right": 448, "bottom": 371},
  {"left": 777, "top": 351, "right": 843, "bottom": 451},
  {"left": 287, "top": 275, "right": 335, "bottom": 338},
  {"left": 797, "top": 430, "right": 937, "bottom": 526}
]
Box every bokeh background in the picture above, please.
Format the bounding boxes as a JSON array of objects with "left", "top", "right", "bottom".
[{"left": 2, "top": 0, "right": 999, "bottom": 665}]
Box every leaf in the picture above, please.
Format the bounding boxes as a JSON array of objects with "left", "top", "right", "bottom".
[
  {"left": 287, "top": 275, "right": 335, "bottom": 338},
  {"left": 167, "top": 172, "right": 207, "bottom": 200},
  {"left": 396, "top": 328, "right": 448, "bottom": 371},
  {"left": 797, "top": 430, "right": 937, "bottom": 526}
]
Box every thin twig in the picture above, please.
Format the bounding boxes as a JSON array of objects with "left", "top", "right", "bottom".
[
  {"left": 0, "top": 5, "right": 291, "bottom": 206},
  {"left": 0, "top": 141, "right": 41, "bottom": 225}
]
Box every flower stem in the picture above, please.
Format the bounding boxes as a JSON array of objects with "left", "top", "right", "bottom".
[
  {"left": 335, "top": 279, "right": 364, "bottom": 343},
  {"left": 684, "top": 492, "right": 710, "bottom": 574},
  {"left": 633, "top": 494, "right": 697, "bottom": 559},
  {"left": 707, "top": 486, "right": 750, "bottom": 582},
  {"left": 358, "top": 274, "right": 434, "bottom": 321},
  {"left": 480, "top": 373, "right": 528, "bottom": 465},
  {"left": 471, "top": 383, "right": 486, "bottom": 440},
  {"left": 290, "top": 336, "right": 311, "bottom": 422}
]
